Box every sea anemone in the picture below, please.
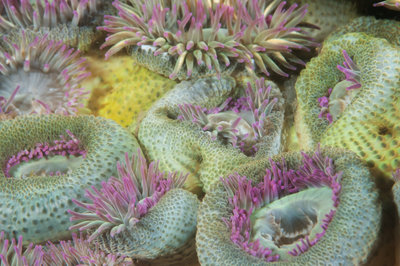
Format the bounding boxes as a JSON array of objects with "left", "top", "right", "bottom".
[
  {"left": 44, "top": 233, "right": 131, "bottom": 265},
  {"left": 178, "top": 77, "right": 280, "bottom": 156},
  {"left": 295, "top": 32, "right": 400, "bottom": 177},
  {"left": 0, "top": 0, "right": 109, "bottom": 50},
  {"left": 68, "top": 149, "right": 199, "bottom": 262},
  {"left": 373, "top": 0, "right": 400, "bottom": 11},
  {"left": 317, "top": 49, "right": 361, "bottom": 124},
  {"left": 137, "top": 76, "right": 284, "bottom": 192},
  {"left": 0, "top": 231, "right": 44, "bottom": 266},
  {"left": 0, "top": 85, "right": 19, "bottom": 120},
  {"left": 196, "top": 147, "right": 381, "bottom": 264},
  {"left": 0, "top": 31, "right": 90, "bottom": 115},
  {"left": 99, "top": 0, "right": 317, "bottom": 80},
  {"left": 0, "top": 115, "right": 141, "bottom": 244}
]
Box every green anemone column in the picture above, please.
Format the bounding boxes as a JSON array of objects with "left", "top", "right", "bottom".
[{"left": 0, "top": 115, "right": 140, "bottom": 244}]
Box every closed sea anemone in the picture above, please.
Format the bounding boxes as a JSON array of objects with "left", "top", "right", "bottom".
[
  {"left": 68, "top": 149, "right": 200, "bottom": 262},
  {"left": 196, "top": 147, "right": 381, "bottom": 264},
  {"left": 99, "top": 0, "right": 317, "bottom": 80},
  {"left": 0, "top": 31, "right": 90, "bottom": 115},
  {"left": 0, "top": 115, "right": 141, "bottom": 244}
]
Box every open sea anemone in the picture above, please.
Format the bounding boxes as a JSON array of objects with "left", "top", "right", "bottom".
[
  {"left": 99, "top": 0, "right": 317, "bottom": 80},
  {"left": 0, "top": 0, "right": 110, "bottom": 50},
  {"left": 68, "top": 149, "right": 199, "bottom": 263},
  {"left": 0, "top": 31, "right": 90, "bottom": 115},
  {"left": 196, "top": 147, "right": 381, "bottom": 264},
  {"left": 0, "top": 115, "right": 141, "bottom": 244}
]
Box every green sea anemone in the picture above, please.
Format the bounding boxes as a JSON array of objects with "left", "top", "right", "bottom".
[
  {"left": 137, "top": 76, "right": 284, "bottom": 192},
  {"left": 99, "top": 0, "right": 317, "bottom": 80},
  {"left": 0, "top": 0, "right": 111, "bottom": 50},
  {"left": 295, "top": 32, "right": 400, "bottom": 178},
  {"left": 0, "top": 115, "right": 141, "bottom": 244},
  {"left": 196, "top": 147, "right": 381, "bottom": 264},
  {"left": 0, "top": 31, "right": 90, "bottom": 115},
  {"left": 68, "top": 149, "right": 199, "bottom": 263}
]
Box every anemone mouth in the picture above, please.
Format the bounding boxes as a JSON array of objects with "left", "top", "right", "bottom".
[
  {"left": 0, "top": 0, "right": 103, "bottom": 32},
  {"left": 99, "top": 0, "right": 317, "bottom": 79},
  {"left": 221, "top": 148, "right": 342, "bottom": 261},
  {"left": 177, "top": 78, "right": 282, "bottom": 156},
  {"left": 4, "top": 130, "right": 86, "bottom": 179},
  {"left": 0, "top": 31, "right": 89, "bottom": 115},
  {"left": 318, "top": 50, "right": 361, "bottom": 124}
]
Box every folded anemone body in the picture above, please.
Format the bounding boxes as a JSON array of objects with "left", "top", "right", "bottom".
[
  {"left": 0, "top": 115, "right": 141, "bottom": 244},
  {"left": 0, "top": 0, "right": 111, "bottom": 50},
  {"left": 0, "top": 31, "right": 90, "bottom": 115},
  {"left": 295, "top": 32, "right": 400, "bottom": 178},
  {"left": 196, "top": 147, "right": 381, "bottom": 265},
  {"left": 137, "top": 76, "right": 284, "bottom": 192},
  {"left": 99, "top": 0, "right": 317, "bottom": 80},
  {"left": 68, "top": 149, "right": 199, "bottom": 263}
]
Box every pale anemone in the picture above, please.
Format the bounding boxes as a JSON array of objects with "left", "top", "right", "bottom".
[
  {"left": 196, "top": 148, "right": 381, "bottom": 264},
  {"left": 99, "top": 0, "right": 317, "bottom": 80},
  {"left": 0, "top": 86, "right": 19, "bottom": 120},
  {"left": 68, "top": 150, "right": 199, "bottom": 262},
  {"left": 0, "top": 31, "right": 90, "bottom": 115},
  {"left": 373, "top": 0, "right": 400, "bottom": 11}
]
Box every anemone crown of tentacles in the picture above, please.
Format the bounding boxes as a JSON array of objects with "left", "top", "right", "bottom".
[
  {"left": 0, "top": 31, "right": 90, "bottom": 115},
  {"left": 99, "top": 0, "right": 318, "bottom": 79},
  {"left": 0, "top": 0, "right": 103, "bottom": 32}
]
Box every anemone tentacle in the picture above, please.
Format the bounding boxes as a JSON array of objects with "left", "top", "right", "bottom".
[
  {"left": 137, "top": 75, "right": 284, "bottom": 193},
  {"left": 68, "top": 149, "right": 199, "bottom": 262},
  {"left": 196, "top": 147, "right": 381, "bottom": 265},
  {"left": 0, "top": 115, "right": 141, "bottom": 244},
  {"left": 0, "top": 31, "right": 90, "bottom": 115},
  {"left": 295, "top": 32, "right": 400, "bottom": 178}
]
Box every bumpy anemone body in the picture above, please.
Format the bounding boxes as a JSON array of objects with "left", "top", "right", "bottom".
[
  {"left": 196, "top": 147, "right": 381, "bottom": 265},
  {"left": 83, "top": 55, "right": 177, "bottom": 127},
  {"left": 99, "top": 0, "right": 317, "bottom": 80},
  {"left": 0, "top": 0, "right": 112, "bottom": 51},
  {"left": 137, "top": 76, "right": 284, "bottom": 192},
  {"left": 286, "top": 0, "right": 359, "bottom": 42},
  {"left": 0, "top": 115, "right": 140, "bottom": 244},
  {"left": 68, "top": 150, "right": 199, "bottom": 263},
  {"left": 0, "top": 31, "right": 90, "bottom": 115},
  {"left": 295, "top": 32, "right": 400, "bottom": 178}
]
